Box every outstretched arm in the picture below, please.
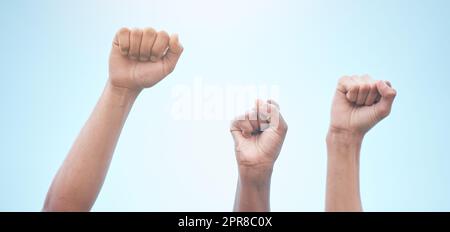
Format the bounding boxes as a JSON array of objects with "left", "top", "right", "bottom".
[
  {"left": 325, "top": 75, "right": 396, "bottom": 212},
  {"left": 231, "top": 100, "right": 288, "bottom": 211},
  {"left": 43, "top": 27, "right": 183, "bottom": 211}
]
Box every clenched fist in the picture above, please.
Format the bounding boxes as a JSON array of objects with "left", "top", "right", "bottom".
[
  {"left": 330, "top": 75, "right": 397, "bottom": 136},
  {"left": 326, "top": 76, "right": 396, "bottom": 211},
  {"left": 230, "top": 100, "right": 288, "bottom": 171},
  {"left": 109, "top": 27, "right": 183, "bottom": 91}
]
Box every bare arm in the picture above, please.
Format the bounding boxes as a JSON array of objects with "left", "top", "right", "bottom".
[
  {"left": 43, "top": 27, "right": 183, "bottom": 211},
  {"left": 234, "top": 167, "right": 273, "bottom": 211},
  {"left": 325, "top": 75, "right": 396, "bottom": 212},
  {"left": 43, "top": 84, "right": 138, "bottom": 211},
  {"left": 325, "top": 131, "right": 363, "bottom": 211}
]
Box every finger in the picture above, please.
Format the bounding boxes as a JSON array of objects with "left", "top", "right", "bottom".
[
  {"left": 337, "top": 76, "right": 352, "bottom": 93},
  {"left": 116, "top": 28, "right": 130, "bottom": 56},
  {"left": 346, "top": 85, "right": 359, "bottom": 103},
  {"left": 364, "top": 83, "right": 379, "bottom": 106},
  {"left": 374, "top": 81, "right": 389, "bottom": 103},
  {"left": 356, "top": 82, "right": 371, "bottom": 106},
  {"left": 265, "top": 100, "right": 287, "bottom": 132},
  {"left": 361, "top": 74, "right": 373, "bottom": 82},
  {"left": 255, "top": 101, "right": 268, "bottom": 131},
  {"left": 256, "top": 98, "right": 270, "bottom": 117},
  {"left": 241, "top": 118, "right": 255, "bottom": 138},
  {"left": 267, "top": 99, "right": 280, "bottom": 110},
  {"left": 374, "top": 80, "right": 397, "bottom": 119},
  {"left": 338, "top": 76, "right": 358, "bottom": 103},
  {"left": 139, "top": 27, "right": 157, "bottom": 61},
  {"left": 230, "top": 120, "right": 245, "bottom": 143},
  {"left": 230, "top": 116, "right": 254, "bottom": 138},
  {"left": 246, "top": 110, "right": 260, "bottom": 133},
  {"left": 349, "top": 75, "right": 366, "bottom": 105},
  {"left": 378, "top": 80, "right": 396, "bottom": 99},
  {"left": 257, "top": 101, "right": 287, "bottom": 133},
  {"left": 385, "top": 80, "right": 392, "bottom": 87},
  {"left": 150, "top": 30, "right": 170, "bottom": 62},
  {"left": 163, "top": 34, "right": 184, "bottom": 74},
  {"left": 268, "top": 104, "right": 287, "bottom": 133},
  {"left": 253, "top": 99, "right": 265, "bottom": 131},
  {"left": 129, "top": 28, "right": 143, "bottom": 60}
]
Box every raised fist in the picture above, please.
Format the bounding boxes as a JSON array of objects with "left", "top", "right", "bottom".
[
  {"left": 230, "top": 100, "right": 288, "bottom": 170},
  {"left": 109, "top": 27, "right": 183, "bottom": 91},
  {"left": 330, "top": 75, "right": 397, "bottom": 136}
]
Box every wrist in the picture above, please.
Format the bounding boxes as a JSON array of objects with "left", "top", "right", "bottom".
[
  {"left": 327, "top": 127, "right": 364, "bottom": 147},
  {"left": 104, "top": 81, "right": 141, "bottom": 108},
  {"left": 327, "top": 128, "right": 363, "bottom": 159},
  {"left": 106, "top": 81, "right": 141, "bottom": 100},
  {"left": 238, "top": 165, "right": 273, "bottom": 187}
]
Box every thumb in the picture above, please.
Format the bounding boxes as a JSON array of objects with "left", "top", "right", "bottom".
[
  {"left": 230, "top": 118, "right": 245, "bottom": 145},
  {"left": 375, "top": 80, "right": 397, "bottom": 119},
  {"left": 164, "top": 34, "right": 184, "bottom": 74},
  {"left": 112, "top": 27, "right": 130, "bottom": 56},
  {"left": 230, "top": 130, "right": 244, "bottom": 145},
  {"left": 230, "top": 129, "right": 247, "bottom": 149}
]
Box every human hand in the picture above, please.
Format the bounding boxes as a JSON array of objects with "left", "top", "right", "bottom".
[
  {"left": 108, "top": 27, "right": 183, "bottom": 92},
  {"left": 230, "top": 100, "right": 288, "bottom": 179},
  {"left": 329, "top": 75, "right": 397, "bottom": 138}
]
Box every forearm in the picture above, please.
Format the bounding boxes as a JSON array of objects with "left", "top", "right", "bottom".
[
  {"left": 233, "top": 167, "right": 272, "bottom": 212},
  {"left": 43, "top": 82, "right": 139, "bottom": 211},
  {"left": 325, "top": 130, "right": 363, "bottom": 212}
]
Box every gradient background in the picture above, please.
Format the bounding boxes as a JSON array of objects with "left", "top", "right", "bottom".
[{"left": 1, "top": 0, "right": 449, "bottom": 211}]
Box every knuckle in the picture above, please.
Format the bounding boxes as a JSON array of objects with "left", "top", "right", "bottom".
[
  {"left": 144, "top": 27, "right": 156, "bottom": 36},
  {"left": 130, "top": 49, "right": 139, "bottom": 56},
  {"left": 158, "top": 30, "right": 170, "bottom": 39},
  {"left": 139, "top": 56, "right": 148, "bottom": 61},
  {"left": 378, "top": 105, "right": 391, "bottom": 117},
  {"left": 362, "top": 83, "right": 370, "bottom": 91},
  {"left": 118, "top": 27, "right": 129, "bottom": 34},
  {"left": 390, "top": 89, "right": 397, "bottom": 98},
  {"left": 338, "top": 76, "right": 349, "bottom": 84},
  {"left": 362, "top": 74, "right": 372, "bottom": 80},
  {"left": 131, "top": 28, "right": 142, "bottom": 35}
]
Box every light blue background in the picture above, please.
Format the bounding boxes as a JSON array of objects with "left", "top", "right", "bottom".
[{"left": 1, "top": 0, "right": 449, "bottom": 211}]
